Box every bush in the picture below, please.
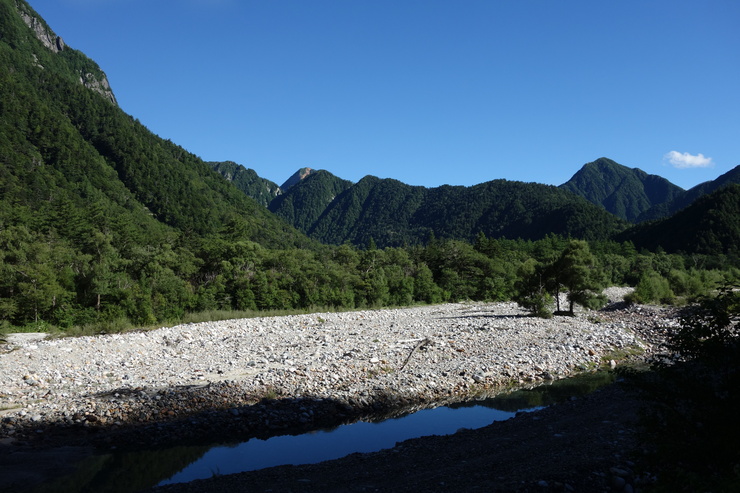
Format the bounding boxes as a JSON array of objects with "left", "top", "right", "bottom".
[
  {"left": 625, "top": 272, "right": 675, "bottom": 304},
  {"left": 671, "top": 282, "right": 740, "bottom": 361}
]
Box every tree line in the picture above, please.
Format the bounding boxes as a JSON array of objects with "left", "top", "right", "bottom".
[{"left": 1, "top": 228, "right": 737, "bottom": 333}]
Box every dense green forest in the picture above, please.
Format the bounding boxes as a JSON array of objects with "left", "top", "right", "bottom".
[
  {"left": 269, "top": 173, "right": 629, "bottom": 247},
  {"left": 2, "top": 220, "right": 738, "bottom": 332},
  {"left": 1, "top": 0, "right": 739, "bottom": 334}
]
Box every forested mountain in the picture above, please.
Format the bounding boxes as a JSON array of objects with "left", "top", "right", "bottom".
[
  {"left": 0, "top": 0, "right": 309, "bottom": 249},
  {"left": 0, "top": 0, "right": 317, "bottom": 327},
  {"left": 274, "top": 175, "right": 628, "bottom": 247},
  {"left": 268, "top": 170, "right": 353, "bottom": 233},
  {"left": 636, "top": 164, "right": 740, "bottom": 222},
  {"left": 559, "top": 157, "right": 684, "bottom": 222},
  {"left": 207, "top": 161, "right": 281, "bottom": 208},
  {"left": 617, "top": 184, "right": 740, "bottom": 256}
]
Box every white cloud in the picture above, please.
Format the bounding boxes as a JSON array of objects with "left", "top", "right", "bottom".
[{"left": 664, "top": 151, "right": 714, "bottom": 169}]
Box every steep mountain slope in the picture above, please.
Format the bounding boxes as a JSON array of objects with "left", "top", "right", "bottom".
[
  {"left": 559, "top": 158, "right": 684, "bottom": 222},
  {"left": 307, "top": 176, "right": 428, "bottom": 246},
  {"left": 207, "top": 161, "right": 281, "bottom": 207},
  {"left": 0, "top": 0, "right": 309, "bottom": 250},
  {"left": 0, "top": 0, "right": 320, "bottom": 327},
  {"left": 284, "top": 175, "right": 628, "bottom": 247},
  {"left": 617, "top": 184, "right": 740, "bottom": 255},
  {"left": 0, "top": 0, "right": 169, "bottom": 245},
  {"left": 269, "top": 170, "right": 353, "bottom": 234},
  {"left": 637, "top": 164, "right": 740, "bottom": 222}
]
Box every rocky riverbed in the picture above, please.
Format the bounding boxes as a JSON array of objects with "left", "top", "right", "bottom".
[{"left": 0, "top": 290, "right": 680, "bottom": 490}]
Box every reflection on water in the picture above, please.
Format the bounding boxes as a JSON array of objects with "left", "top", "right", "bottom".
[
  {"left": 160, "top": 370, "right": 616, "bottom": 487},
  {"left": 459, "top": 368, "right": 616, "bottom": 412},
  {"left": 36, "top": 371, "right": 616, "bottom": 492},
  {"left": 160, "top": 404, "right": 519, "bottom": 486}
]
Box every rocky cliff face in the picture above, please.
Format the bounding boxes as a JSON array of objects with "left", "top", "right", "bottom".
[
  {"left": 17, "top": 3, "right": 117, "bottom": 105},
  {"left": 18, "top": 9, "right": 63, "bottom": 52},
  {"left": 78, "top": 71, "right": 117, "bottom": 105},
  {"left": 280, "top": 167, "right": 314, "bottom": 191}
]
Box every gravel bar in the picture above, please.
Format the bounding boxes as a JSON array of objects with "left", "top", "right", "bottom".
[{"left": 0, "top": 291, "right": 676, "bottom": 448}]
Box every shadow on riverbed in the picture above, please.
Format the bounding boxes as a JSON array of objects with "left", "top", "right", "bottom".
[
  {"left": 435, "top": 314, "right": 534, "bottom": 324},
  {"left": 2, "top": 371, "right": 617, "bottom": 493}
]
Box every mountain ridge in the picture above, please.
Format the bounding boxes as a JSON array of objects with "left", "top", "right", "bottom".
[
  {"left": 202, "top": 152, "right": 740, "bottom": 250},
  {"left": 1, "top": 0, "right": 313, "bottom": 248},
  {"left": 206, "top": 161, "right": 281, "bottom": 208},
  {"left": 637, "top": 164, "right": 740, "bottom": 222},
  {"left": 13, "top": 0, "right": 117, "bottom": 105},
  {"left": 264, "top": 172, "right": 629, "bottom": 247}
]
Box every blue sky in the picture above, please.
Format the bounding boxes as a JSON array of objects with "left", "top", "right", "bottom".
[{"left": 29, "top": 0, "right": 739, "bottom": 190}]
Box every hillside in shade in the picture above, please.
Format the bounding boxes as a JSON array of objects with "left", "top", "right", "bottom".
[
  {"left": 636, "top": 164, "right": 740, "bottom": 222},
  {"left": 617, "top": 184, "right": 740, "bottom": 256}
]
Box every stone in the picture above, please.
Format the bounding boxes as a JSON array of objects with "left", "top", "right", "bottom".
[{"left": 611, "top": 475, "right": 626, "bottom": 489}]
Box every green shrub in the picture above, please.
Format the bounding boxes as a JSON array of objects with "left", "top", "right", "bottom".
[{"left": 625, "top": 271, "right": 675, "bottom": 304}]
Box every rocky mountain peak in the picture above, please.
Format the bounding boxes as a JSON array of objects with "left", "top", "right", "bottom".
[{"left": 280, "top": 167, "right": 314, "bottom": 191}]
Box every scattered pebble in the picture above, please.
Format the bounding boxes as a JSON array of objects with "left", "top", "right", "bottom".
[{"left": 0, "top": 296, "right": 677, "bottom": 444}]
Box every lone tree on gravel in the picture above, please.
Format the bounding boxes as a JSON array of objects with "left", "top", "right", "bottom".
[
  {"left": 515, "top": 240, "right": 606, "bottom": 317},
  {"left": 552, "top": 240, "right": 606, "bottom": 314}
]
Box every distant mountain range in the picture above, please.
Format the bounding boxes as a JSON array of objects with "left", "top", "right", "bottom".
[
  {"left": 209, "top": 157, "right": 740, "bottom": 250},
  {"left": 3, "top": 0, "right": 738, "bottom": 257},
  {"left": 559, "top": 157, "right": 740, "bottom": 224},
  {"left": 635, "top": 165, "right": 740, "bottom": 222}
]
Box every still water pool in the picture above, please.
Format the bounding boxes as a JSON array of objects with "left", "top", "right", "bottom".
[
  {"left": 160, "top": 403, "right": 519, "bottom": 486},
  {"left": 37, "top": 371, "right": 616, "bottom": 492}
]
